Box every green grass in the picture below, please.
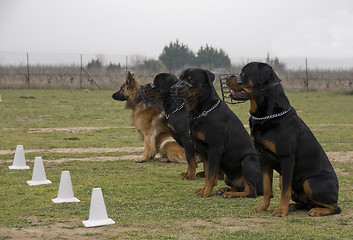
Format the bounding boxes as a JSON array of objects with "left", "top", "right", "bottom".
[{"left": 0, "top": 89, "right": 352, "bottom": 239}]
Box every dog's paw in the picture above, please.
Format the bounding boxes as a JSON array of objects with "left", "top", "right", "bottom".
[
  {"left": 308, "top": 207, "right": 334, "bottom": 217},
  {"left": 135, "top": 159, "right": 147, "bottom": 163},
  {"left": 253, "top": 204, "right": 268, "bottom": 213},
  {"left": 180, "top": 172, "right": 195, "bottom": 180},
  {"left": 271, "top": 207, "right": 288, "bottom": 217},
  {"left": 195, "top": 188, "right": 211, "bottom": 197},
  {"left": 196, "top": 188, "right": 204, "bottom": 196},
  {"left": 289, "top": 203, "right": 304, "bottom": 212},
  {"left": 216, "top": 187, "right": 231, "bottom": 196}
]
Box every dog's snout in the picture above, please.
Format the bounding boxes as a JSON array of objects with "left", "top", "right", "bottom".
[{"left": 235, "top": 74, "right": 243, "bottom": 84}]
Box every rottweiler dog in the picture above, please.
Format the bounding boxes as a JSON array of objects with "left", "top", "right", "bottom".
[
  {"left": 226, "top": 62, "right": 341, "bottom": 217},
  {"left": 172, "top": 68, "right": 263, "bottom": 198},
  {"left": 139, "top": 73, "right": 198, "bottom": 180}
]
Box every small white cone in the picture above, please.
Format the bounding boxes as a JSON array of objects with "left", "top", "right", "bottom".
[
  {"left": 9, "top": 145, "right": 30, "bottom": 169},
  {"left": 27, "top": 157, "right": 52, "bottom": 186},
  {"left": 82, "top": 188, "right": 115, "bottom": 228},
  {"left": 0, "top": 94, "right": 2, "bottom": 102},
  {"left": 52, "top": 171, "right": 80, "bottom": 203}
]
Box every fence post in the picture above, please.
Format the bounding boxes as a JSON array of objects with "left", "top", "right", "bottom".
[
  {"left": 80, "top": 54, "right": 83, "bottom": 89},
  {"left": 125, "top": 56, "right": 128, "bottom": 76},
  {"left": 26, "top": 53, "right": 30, "bottom": 88},
  {"left": 305, "top": 58, "right": 309, "bottom": 92}
]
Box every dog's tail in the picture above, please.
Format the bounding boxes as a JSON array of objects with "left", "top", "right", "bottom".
[{"left": 159, "top": 136, "right": 186, "bottom": 163}]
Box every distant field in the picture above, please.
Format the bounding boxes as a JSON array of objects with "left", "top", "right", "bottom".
[{"left": 0, "top": 89, "right": 352, "bottom": 239}]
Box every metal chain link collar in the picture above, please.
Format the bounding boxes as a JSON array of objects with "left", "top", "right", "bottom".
[
  {"left": 192, "top": 100, "right": 221, "bottom": 120},
  {"left": 249, "top": 107, "right": 292, "bottom": 121}
]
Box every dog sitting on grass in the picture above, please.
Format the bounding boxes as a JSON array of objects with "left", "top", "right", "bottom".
[{"left": 112, "top": 72, "right": 186, "bottom": 163}]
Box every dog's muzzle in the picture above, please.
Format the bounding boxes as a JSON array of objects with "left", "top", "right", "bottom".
[
  {"left": 235, "top": 74, "right": 244, "bottom": 84},
  {"left": 219, "top": 74, "right": 248, "bottom": 104},
  {"left": 171, "top": 80, "right": 192, "bottom": 97},
  {"left": 138, "top": 83, "right": 161, "bottom": 104}
]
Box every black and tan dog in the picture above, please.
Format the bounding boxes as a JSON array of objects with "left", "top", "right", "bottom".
[
  {"left": 139, "top": 73, "right": 198, "bottom": 180},
  {"left": 172, "top": 68, "right": 263, "bottom": 198},
  {"left": 112, "top": 71, "right": 186, "bottom": 163},
  {"left": 226, "top": 62, "right": 341, "bottom": 217}
]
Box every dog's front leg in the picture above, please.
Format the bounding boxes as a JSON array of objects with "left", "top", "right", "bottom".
[
  {"left": 137, "top": 132, "right": 155, "bottom": 163},
  {"left": 272, "top": 158, "right": 294, "bottom": 217},
  {"left": 253, "top": 164, "right": 273, "bottom": 212},
  {"left": 196, "top": 160, "right": 208, "bottom": 196},
  {"left": 197, "top": 150, "right": 220, "bottom": 197},
  {"left": 181, "top": 139, "right": 197, "bottom": 180}
]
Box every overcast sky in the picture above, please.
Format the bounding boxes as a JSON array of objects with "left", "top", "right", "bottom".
[{"left": 1, "top": 0, "right": 353, "bottom": 68}]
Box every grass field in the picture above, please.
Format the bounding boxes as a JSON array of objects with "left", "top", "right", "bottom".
[{"left": 0, "top": 89, "right": 352, "bottom": 239}]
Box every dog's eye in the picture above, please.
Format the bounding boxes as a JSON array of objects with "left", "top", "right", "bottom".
[{"left": 240, "top": 73, "right": 246, "bottom": 80}]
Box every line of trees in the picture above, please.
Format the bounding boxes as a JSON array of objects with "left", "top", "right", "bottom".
[{"left": 87, "top": 39, "right": 232, "bottom": 72}]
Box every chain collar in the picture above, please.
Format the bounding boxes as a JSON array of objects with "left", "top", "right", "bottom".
[
  {"left": 192, "top": 100, "right": 221, "bottom": 120},
  {"left": 166, "top": 103, "right": 184, "bottom": 120},
  {"left": 249, "top": 107, "right": 292, "bottom": 121}
]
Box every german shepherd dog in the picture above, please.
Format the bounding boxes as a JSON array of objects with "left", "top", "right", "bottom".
[
  {"left": 139, "top": 73, "right": 198, "bottom": 180},
  {"left": 172, "top": 68, "right": 263, "bottom": 198},
  {"left": 226, "top": 62, "right": 340, "bottom": 217},
  {"left": 112, "top": 72, "right": 186, "bottom": 163}
]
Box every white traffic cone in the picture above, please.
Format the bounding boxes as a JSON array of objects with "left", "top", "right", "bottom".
[
  {"left": 52, "top": 171, "right": 80, "bottom": 203},
  {"left": 9, "top": 145, "right": 30, "bottom": 169},
  {"left": 82, "top": 188, "right": 115, "bottom": 228},
  {"left": 27, "top": 157, "right": 52, "bottom": 186}
]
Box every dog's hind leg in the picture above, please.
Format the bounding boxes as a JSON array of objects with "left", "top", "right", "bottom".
[
  {"left": 302, "top": 179, "right": 341, "bottom": 216},
  {"left": 222, "top": 155, "right": 260, "bottom": 198}
]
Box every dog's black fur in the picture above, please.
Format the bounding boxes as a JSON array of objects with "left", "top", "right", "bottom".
[
  {"left": 172, "top": 68, "right": 263, "bottom": 198},
  {"left": 140, "top": 73, "right": 198, "bottom": 180},
  {"left": 226, "top": 62, "right": 341, "bottom": 216}
]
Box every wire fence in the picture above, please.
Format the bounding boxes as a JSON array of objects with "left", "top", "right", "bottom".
[{"left": 0, "top": 52, "right": 352, "bottom": 91}]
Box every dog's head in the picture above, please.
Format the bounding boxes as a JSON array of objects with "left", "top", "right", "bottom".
[
  {"left": 112, "top": 71, "right": 141, "bottom": 101},
  {"left": 139, "top": 73, "right": 179, "bottom": 103},
  {"left": 172, "top": 68, "right": 216, "bottom": 111},
  {"left": 226, "top": 62, "right": 281, "bottom": 100}
]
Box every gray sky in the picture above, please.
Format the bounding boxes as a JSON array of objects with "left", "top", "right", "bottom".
[{"left": 1, "top": 0, "right": 353, "bottom": 68}]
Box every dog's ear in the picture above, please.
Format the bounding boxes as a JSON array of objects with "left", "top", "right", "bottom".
[
  {"left": 257, "top": 63, "right": 275, "bottom": 84},
  {"left": 154, "top": 73, "right": 179, "bottom": 92},
  {"left": 154, "top": 73, "right": 169, "bottom": 88},
  {"left": 179, "top": 68, "right": 191, "bottom": 80},
  {"left": 203, "top": 69, "right": 215, "bottom": 85},
  {"left": 127, "top": 71, "right": 135, "bottom": 85}
]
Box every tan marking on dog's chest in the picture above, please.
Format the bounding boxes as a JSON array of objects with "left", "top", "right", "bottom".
[
  {"left": 263, "top": 140, "right": 276, "bottom": 153},
  {"left": 249, "top": 96, "right": 258, "bottom": 113},
  {"left": 245, "top": 80, "right": 257, "bottom": 113},
  {"left": 195, "top": 131, "right": 206, "bottom": 142}
]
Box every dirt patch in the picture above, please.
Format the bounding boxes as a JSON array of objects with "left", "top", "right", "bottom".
[
  {"left": 52, "top": 154, "right": 143, "bottom": 163},
  {"left": 177, "top": 216, "right": 277, "bottom": 233},
  {"left": 327, "top": 151, "right": 353, "bottom": 163},
  {"left": 0, "top": 220, "right": 144, "bottom": 240},
  {"left": 2, "top": 126, "right": 134, "bottom": 133},
  {"left": 0, "top": 147, "right": 143, "bottom": 156},
  {"left": 26, "top": 126, "right": 134, "bottom": 133},
  {"left": 0, "top": 147, "right": 144, "bottom": 164}
]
